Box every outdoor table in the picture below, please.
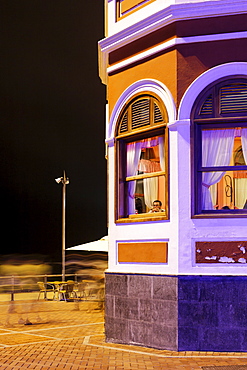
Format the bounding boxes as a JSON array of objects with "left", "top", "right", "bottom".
[{"left": 50, "top": 282, "right": 68, "bottom": 301}]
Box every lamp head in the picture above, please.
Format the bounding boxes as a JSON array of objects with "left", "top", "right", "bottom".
[
  {"left": 55, "top": 171, "right": 69, "bottom": 185},
  {"left": 55, "top": 177, "right": 62, "bottom": 184}
]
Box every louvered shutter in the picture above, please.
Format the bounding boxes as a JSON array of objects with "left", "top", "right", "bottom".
[
  {"left": 117, "top": 95, "right": 166, "bottom": 136},
  {"left": 220, "top": 83, "right": 247, "bottom": 114},
  {"left": 154, "top": 102, "right": 163, "bottom": 123},
  {"left": 199, "top": 94, "right": 213, "bottom": 116},
  {"left": 119, "top": 111, "right": 128, "bottom": 133},
  {"left": 131, "top": 98, "right": 150, "bottom": 130}
]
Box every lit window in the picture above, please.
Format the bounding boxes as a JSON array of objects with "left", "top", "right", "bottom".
[
  {"left": 192, "top": 79, "right": 247, "bottom": 215},
  {"left": 117, "top": 0, "right": 155, "bottom": 19},
  {"left": 116, "top": 95, "right": 168, "bottom": 220}
]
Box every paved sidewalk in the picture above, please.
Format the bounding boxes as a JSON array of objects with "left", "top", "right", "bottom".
[{"left": 0, "top": 299, "right": 246, "bottom": 369}]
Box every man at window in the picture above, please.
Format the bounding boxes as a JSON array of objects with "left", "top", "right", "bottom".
[
  {"left": 149, "top": 200, "right": 166, "bottom": 213},
  {"left": 116, "top": 94, "right": 168, "bottom": 220}
]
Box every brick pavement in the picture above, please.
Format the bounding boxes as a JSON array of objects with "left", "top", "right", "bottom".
[{"left": 0, "top": 299, "right": 246, "bottom": 369}]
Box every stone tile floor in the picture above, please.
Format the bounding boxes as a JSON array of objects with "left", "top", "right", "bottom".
[
  {"left": 202, "top": 367, "right": 247, "bottom": 369},
  {"left": 0, "top": 298, "right": 246, "bottom": 369}
]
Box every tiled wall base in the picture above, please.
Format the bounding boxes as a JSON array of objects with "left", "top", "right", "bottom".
[
  {"left": 105, "top": 273, "right": 178, "bottom": 350},
  {"left": 105, "top": 273, "right": 247, "bottom": 352}
]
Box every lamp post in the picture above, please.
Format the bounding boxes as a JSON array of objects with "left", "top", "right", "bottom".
[{"left": 55, "top": 170, "right": 69, "bottom": 281}]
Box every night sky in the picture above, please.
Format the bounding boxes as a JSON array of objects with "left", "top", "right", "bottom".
[{"left": 0, "top": 1, "right": 107, "bottom": 265}]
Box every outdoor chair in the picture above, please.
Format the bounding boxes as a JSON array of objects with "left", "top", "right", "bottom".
[
  {"left": 37, "top": 282, "right": 55, "bottom": 300},
  {"left": 66, "top": 280, "right": 78, "bottom": 300},
  {"left": 73, "top": 281, "right": 86, "bottom": 299}
]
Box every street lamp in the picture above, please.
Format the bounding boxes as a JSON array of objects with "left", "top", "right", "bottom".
[{"left": 55, "top": 170, "right": 69, "bottom": 281}]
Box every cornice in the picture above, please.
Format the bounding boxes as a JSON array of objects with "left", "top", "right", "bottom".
[
  {"left": 98, "top": 0, "right": 247, "bottom": 83},
  {"left": 107, "top": 31, "right": 247, "bottom": 75}
]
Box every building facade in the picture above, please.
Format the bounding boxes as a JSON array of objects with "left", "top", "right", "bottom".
[{"left": 98, "top": 0, "right": 247, "bottom": 351}]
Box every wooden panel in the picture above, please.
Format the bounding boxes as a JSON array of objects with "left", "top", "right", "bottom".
[
  {"left": 196, "top": 241, "right": 247, "bottom": 263},
  {"left": 118, "top": 242, "right": 168, "bottom": 263}
]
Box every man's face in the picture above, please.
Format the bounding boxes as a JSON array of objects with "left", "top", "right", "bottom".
[{"left": 153, "top": 202, "right": 161, "bottom": 210}]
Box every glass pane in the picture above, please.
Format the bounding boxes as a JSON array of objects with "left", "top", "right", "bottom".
[
  {"left": 201, "top": 127, "right": 247, "bottom": 167},
  {"left": 127, "top": 175, "right": 165, "bottom": 215},
  {"left": 201, "top": 170, "right": 247, "bottom": 210},
  {"left": 126, "top": 135, "right": 164, "bottom": 179}
]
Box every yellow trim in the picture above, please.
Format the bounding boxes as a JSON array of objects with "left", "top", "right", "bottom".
[
  {"left": 126, "top": 171, "right": 165, "bottom": 182},
  {"left": 116, "top": 212, "right": 167, "bottom": 223}
]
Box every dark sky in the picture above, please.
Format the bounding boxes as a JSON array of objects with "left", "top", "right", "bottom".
[{"left": 0, "top": 1, "right": 107, "bottom": 264}]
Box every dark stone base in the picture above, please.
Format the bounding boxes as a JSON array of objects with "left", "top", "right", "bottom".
[{"left": 105, "top": 273, "right": 247, "bottom": 352}]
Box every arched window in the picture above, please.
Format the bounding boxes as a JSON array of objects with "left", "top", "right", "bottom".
[
  {"left": 192, "top": 78, "right": 247, "bottom": 215},
  {"left": 116, "top": 94, "right": 168, "bottom": 221}
]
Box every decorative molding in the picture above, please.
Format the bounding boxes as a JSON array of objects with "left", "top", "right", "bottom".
[
  {"left": 168, "top": 119, "right": 190, "bottom": 130},
  {"left": 105, "top": 0, "right": 247, "bottom": 45},
  {"left": 105, "top": 137, "right": 115, "bottom": 147},
  {"left": 99, "top": 0, "right": 247, "bottom": 83},
  {"left": 106, "top": 79, "right": 176, "bottom": 142},
  {"left": 178, "top": 62, "right": 247, "bottom": 120},
  {"left": 107, "top": 31, "right": 247, "bottom": 76}
]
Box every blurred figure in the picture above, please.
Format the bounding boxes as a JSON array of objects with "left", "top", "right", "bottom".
[{"left": 135, "top": 198, "right": 143, "bottom": 214}]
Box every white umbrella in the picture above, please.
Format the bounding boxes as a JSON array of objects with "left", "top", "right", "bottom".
[{"left": 66, "top": 236, "right": 108, "bottom": 252}]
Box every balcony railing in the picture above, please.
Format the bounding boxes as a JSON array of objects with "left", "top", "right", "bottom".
[{"left": 0, "top": 273, "right": 105, "bottom": 302}]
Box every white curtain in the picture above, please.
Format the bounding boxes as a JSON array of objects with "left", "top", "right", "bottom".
[
  {"left": 143, "top": 178, "right": 158, "bottom": 209},
  {"left": 202, "top": 129, "right": 234, "bottom": 210},
  {"left": 127, "top": 142, "right": 142, "bottom": 214},
  {"left": 127, "top": 137, "right": 165, "bottom": 213},
  {"left": 143, "top": 136, "right": 164, "bottom": 209},
  {"left": 210, "top": 183, "right": 217, "bottom": 208},
  {"left": 241, "top": 128, "right": 247, "bottom": 164},
  {"left": 237, "top": 128, "right": 247, "bottom": 208},
  {"left": 158, "top": 136, "right": 165, "bottom": 171},
  {"left": 235, "top": 178, "right": 247, "bottom": 208}
]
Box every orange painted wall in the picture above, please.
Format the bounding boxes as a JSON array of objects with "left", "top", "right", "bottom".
[
  {"left": 177, "top": 39, "right": 247, "bottom": 105},
  {"left": 107, "top": 50, "right": 177, "bottom": 122}
]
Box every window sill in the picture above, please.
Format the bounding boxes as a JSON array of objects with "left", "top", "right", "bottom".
[
  {"left": 192, "top": 212, "right": 247, "bottom": 219},
  {"left": 116, "top": 212, "right": 168, "bottom": 223}
]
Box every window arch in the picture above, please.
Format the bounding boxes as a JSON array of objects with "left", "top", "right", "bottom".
[
  {"left": 118, "top": 95, "right": 165, "bottom": 135},
  {"left": 192, "top": 77, "right": 247, "bottom": 216},
  {"left": 116, "top": 94, "right": 169, "bottom": 221}
]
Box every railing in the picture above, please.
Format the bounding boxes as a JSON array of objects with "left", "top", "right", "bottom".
[{"left": 0, "top": 273, "right": 105, "bottom": 302}]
